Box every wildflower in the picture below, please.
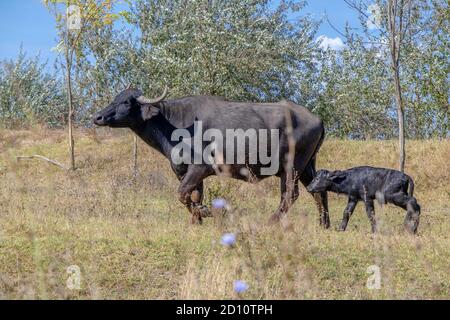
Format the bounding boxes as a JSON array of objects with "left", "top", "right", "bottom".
[
  {"left": 220, "top": 233, "right": 236, "bottom": 247},
  {"left": 233, "top": 280, "right": 249, "bottom": 294},
  {"left": 212, "top": 198, "right": 227, "bottom": 209}
]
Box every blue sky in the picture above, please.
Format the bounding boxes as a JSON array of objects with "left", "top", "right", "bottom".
[{"left": 0, "top": 0, "right": 360, "bottom": 66}]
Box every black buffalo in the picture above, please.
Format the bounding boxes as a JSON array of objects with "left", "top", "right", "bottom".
[
  {"left": 306, "top": 166, "right": 421, "bottom": 234},
  {"left": 93, "top": 87, "right": 330, "bottom": 226}
]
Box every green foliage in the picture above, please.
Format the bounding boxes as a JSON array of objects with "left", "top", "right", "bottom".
[
  {"left": 0, "top": 50, "right": 66, "bottom": 128},
  {"left": 122, "top": 0, "right": 319, "bottom": 103},
  {"left": 315, "top": 33, "right": 395, "bottom": 139},
  {"left": 67, "top": 0, "right": 450, "bottom": 138},
  {"left": 340, "top": 0, "right": 449, "bottom": 139},
  {"left": 43, "top": 0, "right": 121, "bottom": 126},
  {"left": 0, "top": 0, "right": 447, "bottom": 139},
  {"left": 401, "top": 0, "right": 449, "bottom": 138}
]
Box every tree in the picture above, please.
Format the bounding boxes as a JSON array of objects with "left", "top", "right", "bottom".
[
  {"left": 72, "top": 9, "right": 141, "bottom": 175},
  {"left": 401, "top": 0, "right": 449, "bottom": 138},
  {"left": 386, "top": 0, "right": 409, "bottom": 171},
  {"left": 0, "top": 49, "right": 66, "bottom": 128},
  {"left": 343, "top": 0, "right": 422, "bottom": 171},
  {"left": 124, "top": 0, "right": 319, "bottom": 105},
  {"left": 43, "top": 0, "right": 118, "bottom": 170},
  {"left": 315, "top": 30, "right": 395, "bottom": 139}
]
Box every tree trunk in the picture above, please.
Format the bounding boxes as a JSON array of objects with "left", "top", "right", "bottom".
[
  {"left": 132, "top": 134, "right": 138, "bottom": 181},
  {"left": 66, "top": 51, "right": 75, "bottom": 171},
  {"left": 393, "top": 67, "right": 405, "bottom": 172},
  {"left": 388, "top": 0, "right": 406, "bottom": 172}
]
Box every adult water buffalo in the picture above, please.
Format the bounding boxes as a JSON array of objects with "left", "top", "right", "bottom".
[{"left": 93, "top": 87, "right": 330, "bottom": 226}]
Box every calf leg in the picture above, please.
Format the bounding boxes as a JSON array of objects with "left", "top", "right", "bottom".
[
  {"left": 339, "top": 198, "right": 358, "bottom": 231},
  {"left": 386, "top": 192, "right": 421, "bottom": 234},
  {"left": 299, "top": 162, "right": 331, "bottom": 229},
  {"left": 269, "top": 170, "right": 299, "bottom": 224},
  {"left": 364, "top": 199, "right": 377, "bottom": 233}
]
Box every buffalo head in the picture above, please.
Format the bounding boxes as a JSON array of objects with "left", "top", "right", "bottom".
[{"left": 93, "top": 87, "right": 168, "bottom": 128}]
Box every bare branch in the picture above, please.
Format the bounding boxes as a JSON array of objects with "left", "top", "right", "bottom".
[
  {"left": 324, "top": 13, "right": 348, "bottom": 39},
  {"left": 16, "top": 155, "right": 68, "bottom": 170},
  {"left": 343, "top": 0, "right": 390, "bottom": 39}
]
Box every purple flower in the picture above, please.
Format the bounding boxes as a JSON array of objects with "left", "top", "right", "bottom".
[
  {"left": 212, "top": 198, "right": 227, "bottom": 209},
  {"left": 233, "top": 280, "right": 249, "bottom": 294},
  {"left": 220, "top": 233, "right": 236, "bottom": 247}
]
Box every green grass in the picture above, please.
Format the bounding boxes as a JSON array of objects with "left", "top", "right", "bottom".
[{"left": 0, "top": 127, "right": 449, "bottom": 299}]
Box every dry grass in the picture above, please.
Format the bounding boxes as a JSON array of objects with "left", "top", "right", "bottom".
[{"left": 0, "top": 127, "right": 449, "bottom": 299}]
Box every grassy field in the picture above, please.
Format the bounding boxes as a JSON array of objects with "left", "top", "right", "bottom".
[{"left": 0, "top": 127, "right": 449, "bottom": 299}]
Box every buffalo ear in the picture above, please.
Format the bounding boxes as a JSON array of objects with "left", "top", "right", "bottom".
[{"left": 141, "top": 104, "right": 159, "bottom": 121}]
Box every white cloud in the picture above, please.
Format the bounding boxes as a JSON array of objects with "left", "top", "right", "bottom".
[
  {"left": 317, "top": 35, "right": 345, "bottom": 51},
  {"left": 367, "top": 4, "right": 382, "bottom": 30},
  {"left": 374, "top": 36, "right": 389, "bottom": 59}
]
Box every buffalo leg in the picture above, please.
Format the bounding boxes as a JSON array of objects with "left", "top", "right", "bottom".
[
  {"left": 190, "top": 182, "right": 212, "bottom": 219},
  {"left": 364, "top": 199, "right": 377, "bottom": 233},
  {"left": 339, "top": 198, "right": 358, "bottom": 231},
  {"left": 386, "top": 192, "right": 421, "bottom": 234},
  {"left": 181, "top": 183, "right": 203, "bottom": 215},
  {"left": 299, "top": 163, "right": 331, "bottom": 229},
  {"left": 269, "top": 171, "right": 299, "bottom": 223},
  {"left": 178, "top": 166, "right": 210, "bottom": 224},
  {"left": 176, "top": 172, "right": 207, "bottom": 217},
  {"left": 313, "top": 193, "right": 330, "bottom": 228},
  {"left": 190, "top": 182, "right": 204, "bottom": 204}
]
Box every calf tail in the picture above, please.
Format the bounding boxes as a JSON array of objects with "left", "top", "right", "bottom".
[{"left": 408, "top": 176, "right": 415, "bottom": 197}]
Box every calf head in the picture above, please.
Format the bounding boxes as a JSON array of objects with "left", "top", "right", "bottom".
[
  {"left": 306, "top": 169, "right": 346, "bottom": 193},
  {"left": 93, "top": 87, "right": 168, "bottom": 128}
]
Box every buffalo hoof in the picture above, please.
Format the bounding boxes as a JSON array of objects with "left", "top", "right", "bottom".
[
  {"left": 320, "top": 215, "right": 331, "bottom": 229},
  {"left": 268, "top": 214, "right": 281, "bottom": 225},
  {"left": 192, "top": 205, "right": 212, "bottom": 218},
  {"left": 190, "top": 205, "right": 212, "bottom": 225},
  {"left": 404, "top": 218, "right": 419, "bottom": 235},
  {"left": 198, "top": 205, "right": 213, "bottom": 218},
  {"left": 191, "top": 213, "right": 203, "bottom": 225}
]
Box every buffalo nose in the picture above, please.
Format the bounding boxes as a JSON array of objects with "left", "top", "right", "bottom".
[{"left": 93, "top": 114, "right": 104, "bottom": 125}]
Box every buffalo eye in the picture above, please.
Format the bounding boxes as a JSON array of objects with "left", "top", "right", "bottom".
[{"left": 129, "top": 97, "right": 139, "bottom": 106}]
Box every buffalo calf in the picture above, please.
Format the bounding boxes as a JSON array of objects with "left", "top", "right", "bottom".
[{"left": 306, "top": 166, "right": 420, "bottom": 234}]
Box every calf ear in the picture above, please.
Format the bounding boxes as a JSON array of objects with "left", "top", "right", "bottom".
[
  {"left": 329, "top": 171, "right": 346, "bottom": 183},
  {"left": 141, "top": 104, "right": 160, "bottom": 121}
]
